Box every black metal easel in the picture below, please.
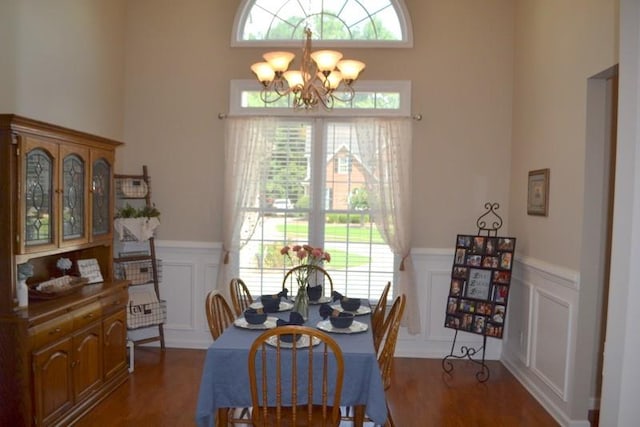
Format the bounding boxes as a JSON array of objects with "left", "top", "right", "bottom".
[{"left": 441, "top": 202, "right": 503, "bottom": 383}]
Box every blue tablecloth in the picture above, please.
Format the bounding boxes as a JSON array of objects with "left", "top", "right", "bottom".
[{"left": 195, "top": 300, "right": 387, "bottom": 426}]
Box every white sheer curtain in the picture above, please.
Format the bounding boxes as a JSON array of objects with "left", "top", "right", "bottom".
[
  {"left": 216, "top": 117, "right": 275, "bottom": 297},
  {"left": 354, "top": 117, "right": 420, "bottom": 334}
]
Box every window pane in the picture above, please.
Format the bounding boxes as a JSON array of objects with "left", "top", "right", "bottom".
[
  {"left": 238, "top": 119, "right": 394, "bottom": 301},
  {"left": 239, "top": 90, "right": 403, "bottom": 111},
  {"left": 323, "top": 122, "right": 394, "bottom": 298},
  {"left": 239, "top": 0, "right": 404, "bottom": 42},
  {"left": 240, "top": 121, "right": 313, "bottom": 294}
]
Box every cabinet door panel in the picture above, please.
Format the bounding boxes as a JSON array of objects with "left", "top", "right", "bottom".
[
  {"left": 90, "top": 150, "right": 114, "bottom": 241},
  {"left": 20, "top": 136, "right": 59, "bottom": 253},
  {"left": 60, "top": 145, "right": 89, "bottom": 247},
  {"left": 33, "top": 337, "right": 73, "bottom": 426},
  {"left": 103, "top": 309, "right": 127, "bottom": 380},
  {"left": 73, "top": 322, "right": 103, "bottom": 402}
]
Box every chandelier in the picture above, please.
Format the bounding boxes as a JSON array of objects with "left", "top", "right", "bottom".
[{"left": 250, "top": 28, "right": 366, "bottom": 110}]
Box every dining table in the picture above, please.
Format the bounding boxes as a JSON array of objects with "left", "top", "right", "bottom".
[{"left": 195, "top": 298, "right": 388, "bottom": 427}]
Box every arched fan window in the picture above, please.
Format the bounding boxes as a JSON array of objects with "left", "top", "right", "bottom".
[{"left": 233, "top": 0, "right": 413, "bottom": 47}]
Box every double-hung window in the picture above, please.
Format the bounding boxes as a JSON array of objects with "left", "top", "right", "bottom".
[
  {"left": 238, "top": 118, "right": 393, "bottom": 299},
  {"left": 231, "top": 80, "right": 410, "bottom": 301}
]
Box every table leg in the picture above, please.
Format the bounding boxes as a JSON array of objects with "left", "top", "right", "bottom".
[
  {"left": 354, "top": 405, "right": 365, "bottom": 427},
  {"left": 216, "top": 408, "right": 228, "bottom": 427}
]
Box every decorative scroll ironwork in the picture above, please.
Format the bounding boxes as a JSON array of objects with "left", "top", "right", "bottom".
[
  {"left": 442, "top": 330, "right": 490, "bottom": 382},
  {"left": 476, "top": 202, "right": 503, "bottom": 236}
]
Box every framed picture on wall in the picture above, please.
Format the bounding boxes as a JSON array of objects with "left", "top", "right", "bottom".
[{"left": 527, "top": 168, "right": 550, "bottom": 216}]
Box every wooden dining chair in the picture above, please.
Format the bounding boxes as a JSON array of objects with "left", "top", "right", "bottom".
[
  {"left": 341, "top": 293, "right": 406, "bottom": 427},
  {"left": 248, "top": 325, "right": 344, "bottom": 427},
  {"left": 229, "top": 277, "right": 254, "bottom": 317},
  {"left": 282, "top": 265, "right": 334, "bottom": 295},
  {"left": 205, "top": 290, "right": 235, "bottom": 341},
  {"left": 371, "top": 281, "right": 392, "bottom": 352},
  {"left": 205, "top": 290, "right": 253, "bottom": 424},
  {"left": 376, "top": 294, "right": 406, "bottom": 427}
]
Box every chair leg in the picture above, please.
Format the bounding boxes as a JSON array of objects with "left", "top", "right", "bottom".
[{"left": 385, "top": 401, "right": 395, "bottom": 427}]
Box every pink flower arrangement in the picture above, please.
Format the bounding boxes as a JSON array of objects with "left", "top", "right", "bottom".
[{"left": 281, "top": 244, "right": 331, "bottom": 289}]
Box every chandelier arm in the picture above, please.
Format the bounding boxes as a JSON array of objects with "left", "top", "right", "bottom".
[
  {"left": 307, "top": 83, "right": 334, "bottom": 110},
  {"left": 327, "top": 84, "right": 356, "bottom": 103}
]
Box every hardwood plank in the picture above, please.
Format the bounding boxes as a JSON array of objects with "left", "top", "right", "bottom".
[
  {"left": 76, "top": 349, "right": 563, "bottom": 426},
  {"left": 388, "top": 358, "right": 560, "bottom": 427}
]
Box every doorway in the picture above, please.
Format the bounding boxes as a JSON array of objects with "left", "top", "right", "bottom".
[{"left": 580, "top": 66, "right": 618, "bottom": 423}]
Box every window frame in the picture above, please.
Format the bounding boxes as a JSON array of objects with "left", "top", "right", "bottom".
[
  {"left": 229, "top": 79, "right": 412, "bottom": 117},
  {"left": 236, "top": 117, "right": 399, "bottom": 301},
  {"left": 231, "top": 0, "right": 414, "bottom": 48}
]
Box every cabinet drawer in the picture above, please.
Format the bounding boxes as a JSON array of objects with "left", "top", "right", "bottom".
[
  {"left": 101, "top": 289, "right": 128, "bottom": 313},
  {"left": 73, "top": 302, "right": 102, "bottom": 329},
  {"left": 30, "top": 314, "right": 73, "bottom": 349}
]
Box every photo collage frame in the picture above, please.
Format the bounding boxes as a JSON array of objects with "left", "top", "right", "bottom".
[{"left": 444, "top": 234, "right": 516, "bottom": 339}]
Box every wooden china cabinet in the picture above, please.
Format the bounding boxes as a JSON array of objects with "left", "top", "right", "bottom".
[{"left": 0, "top": 115, "right": 129, "bottom": 426}]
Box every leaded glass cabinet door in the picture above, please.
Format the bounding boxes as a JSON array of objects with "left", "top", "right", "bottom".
[
  {"left": 21, "top": 138, "right": 58, "bottom": 253},
  {"left": 91, "top": 150, "right": 114, "bottom": 242},
  {"left": 59, "top": 145, "right": 89, "bottom": 247}
]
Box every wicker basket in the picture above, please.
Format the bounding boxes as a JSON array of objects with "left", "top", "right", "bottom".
[
  {"left": 28, "top": 276, "right": 88, "bottom": 300},
  {"left": 127, "top": 290, "right": 167, "bottom": 329},
  {"left": 115, "top": 259, "right": 162, "bottom": 286}
]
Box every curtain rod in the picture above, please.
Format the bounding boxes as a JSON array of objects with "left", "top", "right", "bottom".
[{"left": 217, "top": 112, "right": 422, "bottom": 121}]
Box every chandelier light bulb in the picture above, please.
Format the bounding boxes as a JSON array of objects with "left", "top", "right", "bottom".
[
  {"left": 251, "top": 62, "right": 276, "bottom": 84},
  {"left": 318, "top": 71, "right": 342, "bottom": 90},
  {"left": 283, "top": 70, "right": 304, "bottom": 89},
  {"left": 336, "top": 60, "right": 366, "bottom": 82},
  {"left": 262, "top": 51, "right": 295, "bottom": 72},
  {"left": 310, "top": 50, "right": 343, "bottom": 72}
]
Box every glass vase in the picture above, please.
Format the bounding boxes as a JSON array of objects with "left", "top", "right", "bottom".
[
  {"left": 17, "top": 279, "right": 28, "bottom": 308},
  {"left": 293, "top": 286, "right": 309, "bottom": 321}
]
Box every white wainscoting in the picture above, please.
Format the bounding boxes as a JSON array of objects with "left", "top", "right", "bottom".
[
  {"left": 127, "top": 240, "right": 222, "bottom": 349},
  {"left": 144, "top": 242, "right": 503, "bottom": 359},
  {"left": 501, "top": 256, "right": 585, "bottom": 427}
]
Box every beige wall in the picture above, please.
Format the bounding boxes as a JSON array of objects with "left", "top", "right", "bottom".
[
  {"left": 122, "top": 0, "right": 516, "bottom": 244},
  {"left": 509, "top": 0, "right": 618, "bottom": 420},
  {"left": 509, "top": 0, "right": 618, "bottom": 269},
  {"left": 3, "top": 0, "right": 126, "bottom": 140},
  {"left": 0, "top": 1, "right": 17, "bottom": 112}
]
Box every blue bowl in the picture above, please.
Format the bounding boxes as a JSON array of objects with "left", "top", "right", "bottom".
[
  {"left": 244, "top": 310, "right": 267, "bottom": 325},
  {"left": 340, "top": 298, "right": 361, "bottom": 312},
  {"left": 330, "top": 312, "right": 355, "bottom": 329},
  {"left": 261, "top": 298, "right": 280, "bottom": 313},
  {"left": 280, "top": 333, "right": 302, "bottom": 343},
  {"left": 307, "top": 285, "right": 323, "bottom": 301}
]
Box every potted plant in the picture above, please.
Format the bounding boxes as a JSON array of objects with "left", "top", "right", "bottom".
[{"left": 114, "top": 203, "right": 161, "bottom": 241}]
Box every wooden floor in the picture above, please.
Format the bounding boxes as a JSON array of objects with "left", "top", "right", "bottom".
[{"left": 75, "top": 348, "right": 561, "bottom": 427}]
